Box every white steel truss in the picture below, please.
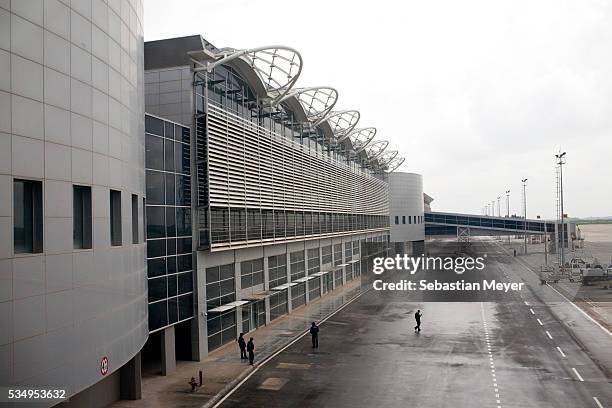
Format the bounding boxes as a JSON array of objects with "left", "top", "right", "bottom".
[
  {"left": 345, "top": 127, "right": 377, "bottom": 151},
  {"left": 365, "top": 140, "right": 389, "bottom": 160},
  {"left": 194, "top": 46, "right": 303, "bottom": 105},
  {"left": 315, "top": 110, "right": 360, "bottom": 140},
  {"left": 279, "top": 86, "right": 338, "bottom": 123}
]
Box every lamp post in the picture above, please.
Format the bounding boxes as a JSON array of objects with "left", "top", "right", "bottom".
[
  {"left": 505, "top": 190, "right": 510, "bottom": 217},
  {"left": 492, "top": 200, "right": 495, "bottom": 217},
  {"left": 556, "top": 152, "right": 567, "bottom": 268},
  {"left": 522, "top": 178, "right": 528, "bottom": 254}
]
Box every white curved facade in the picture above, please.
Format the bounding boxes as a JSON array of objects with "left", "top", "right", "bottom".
[
  {"left": 0, "top": 0, "right": 146, "bottom": 404},
  {"left": 389, "top": 172, "right": 425, "bottom": 243}
]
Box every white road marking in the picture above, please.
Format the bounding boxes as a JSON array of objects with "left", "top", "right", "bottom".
[
  {"left": 545, "top": 331, "right": 553, "bottom": 340},
  {"left": 593, "top": 397, "right": 604, "bottom": 408},
  {"left": 482, "top": 302, "right": 502, "bottom": 408},
  {"left": 537, "top": 318, "right": 543, "bottom": 326},
  {"left": 557, "top": 347, "right": 566, "bottom": 358},
  {"left": 524, "top": 301, "right": 530, "bottom": 306},
  {"left": 572, "top": 367, "right": 584, "bottom": 382},
  {"left": 530, "top": 309, "right": 535, "bottom": 315}
]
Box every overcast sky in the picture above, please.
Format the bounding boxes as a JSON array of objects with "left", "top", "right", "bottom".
[{"left": 145, "top": 0, "right": 612, "bottom": 219}]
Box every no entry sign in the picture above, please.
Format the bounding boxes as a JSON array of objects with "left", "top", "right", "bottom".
[{"left": 100, "top": 356, "right": 109, "bottom": 376}]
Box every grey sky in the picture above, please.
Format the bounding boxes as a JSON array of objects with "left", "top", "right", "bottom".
[{"left": 145, "top": 0, "right": 612, "bottom": 219}]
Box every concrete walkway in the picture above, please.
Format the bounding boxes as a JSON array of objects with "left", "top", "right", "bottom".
[{"left": 110, "top": 278, "right": 366, "bottom": 408}]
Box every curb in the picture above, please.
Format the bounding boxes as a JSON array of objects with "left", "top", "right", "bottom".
[{"left": 201, "top": 284, "right": 370, "bottom": 408}]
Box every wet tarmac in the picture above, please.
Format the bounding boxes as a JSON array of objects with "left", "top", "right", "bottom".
[{"left": 216, "top": 240, "right": 612, "bottom": 408}]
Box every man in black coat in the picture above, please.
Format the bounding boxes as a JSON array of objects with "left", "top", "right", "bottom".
[
  {"left": 237, "top": 333, "right": 247, "bottom": 360},
  {"left": 247, "top": 337, "right": 255, "bottom": 365},
  {"left": 414, "top": 310, "right": 422, "bottom": 332},
  {"left": 310, "top": 321, "right": 319, "bottom": 348}
]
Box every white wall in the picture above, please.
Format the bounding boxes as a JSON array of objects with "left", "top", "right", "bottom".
[
  {"left": 0, "top": 0, "right": 147, "bottom": 403},
  {"left": 389, "top": 172, "right": 425, "bottom": 242}
]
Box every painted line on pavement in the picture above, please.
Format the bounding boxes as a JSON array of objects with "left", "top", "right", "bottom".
[
  {"left": 537, "top": 318, "right": 543, "bottom": 326},
  {"left": 545, "top": 331, "right": 553, "bottom": 340},
  {"left": 530, "top": 308, "right": 535, "bottom": 315},
  {"left": 593, "top": 396, "right": 604, "bottom": 408},
  {"left": 557, "top": 346, "right": 566, "bottom": 358},
  {"left": 546, "top": 285, "right": 612, "bottom": 339},
  {"left": 572, "top": 367, "right": 584, "bottom": 382}
]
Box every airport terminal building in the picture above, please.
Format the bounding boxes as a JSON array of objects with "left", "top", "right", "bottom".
[{"left": 142, "top": 35, "right": 406, "bottom": 370}]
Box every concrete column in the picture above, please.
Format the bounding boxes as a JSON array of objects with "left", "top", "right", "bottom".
[
  {"left": 161, "top": 326, "right": 176, "bottom": 376},
  {"left": 120, "top": 352, "right": 142, "bottom": 400},
  {"left": 264, "top": 296, "right": 271, "bottom": 324},
  {"left": 263, "top": 255, "right": 270, "bottom": 291}
]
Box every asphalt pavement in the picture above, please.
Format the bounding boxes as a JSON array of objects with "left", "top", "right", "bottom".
[{"left": 215, "top": 239, "right": 612, "bottom": 408}]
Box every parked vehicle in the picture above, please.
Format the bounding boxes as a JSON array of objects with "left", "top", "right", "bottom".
[{"left": 581, "top": 265, "right": 610, "bottom": 285}]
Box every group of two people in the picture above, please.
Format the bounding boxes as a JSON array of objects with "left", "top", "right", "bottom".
[{"left": 237, "top": 322, "right": 320, "bottom": 366}]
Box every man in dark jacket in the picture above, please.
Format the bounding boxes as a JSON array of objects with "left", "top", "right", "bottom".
[
  {"left": 247, "top": 337, "right": 255, "bottom": 365},
  {"left": 414, "top": 310, "right": 422, "bottom": 332},
  {"left": 237, "top": 333, "right": 247, "bottom": 360},
  {"left": 310, "top": 321, "right": 319, "bottom": 348}
]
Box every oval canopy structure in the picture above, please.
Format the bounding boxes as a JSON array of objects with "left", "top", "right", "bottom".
[
  {"left": 279, "top": 86, "right": 338, "bottom": 123},
  {"left": 386, "top": 157, "right": 405, "bottom": 172},
  {"left": 377, "top": 150, "right": 398, "bottom": 166},
  {"left": 365, "top": 140, "right": 389, "bottom": 160},
  {"left": 204, "top": 46, "right": 303, "bottom": 104},
  {"left": 315, "top": 110, "right": 360, "bottom": 140},
  {"left": 347, "top": 127, "right": 377, "bottom": 151}
]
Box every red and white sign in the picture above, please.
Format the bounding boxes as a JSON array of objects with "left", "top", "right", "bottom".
[{"left": 100, "top": 356, "right": 109, "bottom": 376}]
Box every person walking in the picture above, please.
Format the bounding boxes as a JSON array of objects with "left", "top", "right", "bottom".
[
  {"left": 310, "top": 321, "right": 319, "bottom": 348},
  {"left": 247, "top": 337, "right": 255, "bottom": 365},
  {"left": 414, "top": 309, "right": 422, "bottom": 332},
  {"left": 237, "top": 333, "right": 247, "bottom": 360}
]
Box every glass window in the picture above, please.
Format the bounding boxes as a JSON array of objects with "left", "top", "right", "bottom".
[
  {"left": 148, "top": 258, "right": 166, "bottom": 278},
  {"left": 164, "top": 139, "right": 175, "bottom": 172},
  {"left": 147, "top": 239, "right": 165, "bottom": 258},
  {"left": 146, "top": 206, "right": 165, "bottom": 239},
  {"left": 148, "top": 300, "right": 168, "bottom": 332},
  {"left": 145, "top": 134, "right": 163, "bottom": 170},
  {"left": 13, "top": 179, "right": 43, "bottom": 253},
  {"left": 175, "top": 142, "right": 190, "bottom": 174},
  {"left": 73, "top": 185, "right": 92, "bottom": 249},
  {"left": 166, "top": 207, "right": 176, "bottom": 237},
  {"left": 176, "top": 207, "right": 192, "bottom": 236},
  {"left": 402, "top": 216, "right": 406, "bottom": 225},
  {"left": 165, "top": 174, "right": 175, "bottom": 206},
  {"left": 146, "top": 171, "right": 165, "bottom": 205},
  {"left": 131, "top": 194, "right": 138, "bottom": 244},
  {"left": 164, "top": 121, "right": 174, "bottom": 139},
  {"left": 145, "top": 115, "right": 164, "bottom": 136},
  {"left": 110, "top": 189, "right": 122, "bottom": 246},
  {"left": 176, "top": 175, "right": 191, "bottom": 206}
]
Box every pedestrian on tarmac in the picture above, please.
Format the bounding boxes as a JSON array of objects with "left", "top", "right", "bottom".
[
  {"left": 247, "top": 337, "right": 255, "bottom": 365},
  {"left": 237, "top": 333, "right": 247, "bottom": 360},
  {"left": 310, "top": 322, "right": 319, "bottom": 348},
  {"left": 414, "top": 310, "right": 422, "bottom": 332}
]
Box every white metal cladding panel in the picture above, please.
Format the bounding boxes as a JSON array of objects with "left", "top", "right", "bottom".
[{"left": 207, "top": 104, "right": 389, "bottom": 214}]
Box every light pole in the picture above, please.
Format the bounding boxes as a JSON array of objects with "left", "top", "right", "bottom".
[
  {"left": 522, "top": 178, "right": 528, "bottom": 254},
  {"left": 505, "top": 190, "right": 510, "bottom": 217},
  {"left": 556, "top": 152, "right": 566, "bottom": 268},
  {"left": 492, "top": 201, "right": 495, "bottom": 216}
]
